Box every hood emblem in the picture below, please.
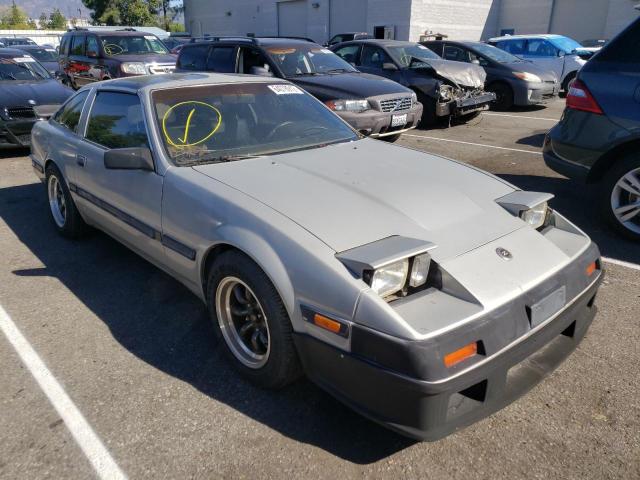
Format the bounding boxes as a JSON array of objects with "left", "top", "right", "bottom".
[
  {"left": 391, "top": 99, "right": 404, "bottom": 112},
  {"left": 496, "top": 247, "right": 513, "bottom": 261},
  {"left": 28, "top": 99, "right": 37, "bottom": 105}
]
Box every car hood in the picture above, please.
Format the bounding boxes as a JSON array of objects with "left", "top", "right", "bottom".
[
  {"left": 289, "top": 72, "right": 411, "bottom": 100},
  {"left": 0, "top": 79, "right": 73, "bottom": 108},
  {"left": 193, "top": 139, "right": 524, "bottom": 261},
  {"left": 109, "top": 53, "right": 177, "bottom": 64},
  {"left": 415, "top": 58, "right": 486, "bottom": 88}
]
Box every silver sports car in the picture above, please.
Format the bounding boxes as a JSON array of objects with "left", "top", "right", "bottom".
[{"left": 30, "top": 73, "right": 603, "bottom": 440}]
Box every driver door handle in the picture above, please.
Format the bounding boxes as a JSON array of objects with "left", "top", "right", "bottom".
[{"left": 76, "top": 155, "right": 87, "bottom": 167}]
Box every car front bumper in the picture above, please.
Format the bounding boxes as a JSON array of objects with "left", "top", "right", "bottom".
[
  {"left": 0, "top": 119, "right": 35, "bottom": 148},
  {"left": 337, "top": 103, "right": 423, "bottom": 138},
  {"left": 436, "top": 92, "right": 496, "bottom": 117},
  {"left": 514, "top": 81, "right": 559, "bottom": 106},
  {"left": 295, "top": 243, "right": 602, "bottom": 441}
]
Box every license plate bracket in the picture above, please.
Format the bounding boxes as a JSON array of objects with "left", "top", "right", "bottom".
[
  {"left": 391, "top": 114, "right": 407, "bottom": 127},
  {"left": 528, "top": 286, "right": 566, "bottom": 328}
]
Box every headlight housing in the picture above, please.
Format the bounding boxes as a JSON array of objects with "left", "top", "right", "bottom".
[
  {"left": 439, "top": 84, "right": 454, "bottom": 101},
  {"left": 411, "top": 92, "right": 418, "bottom": 106},
  {"left": 512, "top": 71, "right": 542, "bottom": 83},
  {"left": 369, "top": 259, "right": 409, "bottom": 298},
  {"left": 520, "top": 201, "right": 549, "bottom": 229},
  {"left": 121, "top": 62, "right": 147, "bottom": 75},
  {"left": 325, "top": 99, "right": 370, "bottom": 112}
]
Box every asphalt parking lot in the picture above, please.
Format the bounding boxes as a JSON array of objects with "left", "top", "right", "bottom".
[{"left": 1, "top": 99, "right": 638, "bottom": 479}]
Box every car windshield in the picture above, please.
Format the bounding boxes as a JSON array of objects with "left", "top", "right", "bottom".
[
  {"left": 548, "top": 36, "right": 583, "bottom": 53},
  {"left": 22, "top": 47, "right": 58, "bottom": 62},
  {"left": 152, "top": 82, "right": 359, "bottom": 166},
  {"left": 388, "top": 44, "right": 439, "bottom": 67},
  {"left": 469, "top": 42, "right": 521, "bottom": 63},
  {"left": 2, "top": 38, "right": 36, "bottom": 46},
  {"left": 101, "top": 35, "right": 168, "bottom": 56},
  {"left": 265, "top": 44, "right": 357, "bottom": 76},
  {"left": 0, "top": 56, "right": 50, "bottom": 80}
]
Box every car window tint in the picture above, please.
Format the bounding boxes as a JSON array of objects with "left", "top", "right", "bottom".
[
  {"left": 468, "top": 50, "right": 489, "bottom": 67},
  {"left": 497, "top": 39, "right": 524, "bottom": 55},
  {"left": 425, "top": 42, "right": 443, "bottom": 56},
  {"left": 443, "top": 45, "right": 469, "bottom": 62},
  {"left": 53, "top": 91, "right": 89, "bottom": 134},
  {"left": 333, "top": 45, "right": 360, "bottom": 65},
  {"left": 86, "top": 36, "right": 99, "bottom": 55},
  {"left": 525, "top": 39, "right": 557, "bottom": 57},
  {"left": 59, "top": 36, "right": 70, "bottom": 56},
  {"left": 206, "top": 47, "right": 236, "bottom": 72},
  {"left": 594, "top": 20, "right": 640, "bottom": 64},
  {"left": 238, "top": 47, "right": 270, "bottom": 74},
  {"left": 85, "top": 92, "right": 149, "bottom": 149},
  {"left": 70, "top": 35, "right": 85, "bottom": 56},
  {"left": 177, "top": 44, "right": 209, "bottom": 70},
  {"left": 361, "top": 46, "right": 391, "bottom": 67}
]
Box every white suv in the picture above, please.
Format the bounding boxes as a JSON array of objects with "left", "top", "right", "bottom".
[{"left": 488, "top": 34, "right": 592, "bottom": 92}]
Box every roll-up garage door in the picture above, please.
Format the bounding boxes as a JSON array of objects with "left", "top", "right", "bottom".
[{"left": 277, "top": 0, "right": 308, "bottom": 38}]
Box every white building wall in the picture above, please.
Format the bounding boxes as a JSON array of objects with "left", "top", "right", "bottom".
[
  {"left": 602, "top": 0, "right": 639, "bottom": 39},
  {"left": 497, "top": 0, "right": 554, "bottom": 35},
  {"left": 409, "top": 0, "right": 499, "bottom": 41}
]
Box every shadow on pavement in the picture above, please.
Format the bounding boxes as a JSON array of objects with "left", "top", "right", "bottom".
[
  {"left": 515, "top": 132, "right": 546, "bottom": 149},
  {"left": 0, "top": 181, "right": 414, "bottom": 464},
  {"left": 499, "top": 174, "right": 640, "bottom": 265}
]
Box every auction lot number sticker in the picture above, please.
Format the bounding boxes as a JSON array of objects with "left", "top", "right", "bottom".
[{"left": 268, "top": 84, "right": 304, "bottom": 95}]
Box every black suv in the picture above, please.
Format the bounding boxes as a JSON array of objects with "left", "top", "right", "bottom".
[
  {"left": 176, "top": 36, "right": 423, "bottom": 141},
  {"left": 58, "top": 29, "right": 177, "bottom": 89}
]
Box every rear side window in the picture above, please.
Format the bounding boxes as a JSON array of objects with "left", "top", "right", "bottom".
[
  {"left": 53, "top": 91, "right": 89, "bottom": 133},
  {"left": 59, "top": 36, "right": 70, "bottom": 56},
  {"left": 497, "top": 39, "right": 524, "bottom": 55},
  {"left": 593, "top": 19, "right": 640, "bottom": 64},
  {"left": 361, "top": 45, "right": 391, "bottom": 67},
  {"left": 70, "top": 35, "right": 85, "bottom": 56},
  {"left": 425, "top": 42, "right": 443, "bottom": 56},
  {"left": 524, "top": 39, "right": 557, "bottom": 57},
  {"left": 333, "top": 44, "right": 360, "bottom": 65},
  {"left": 85, "top": 92, "right": 149, "bottom": 149},
  {"left": 206, "top": 46, "right": 236, "bottom": 72},
  {"left": 177, "top": 44, "right": 209, "bottom": 70}
]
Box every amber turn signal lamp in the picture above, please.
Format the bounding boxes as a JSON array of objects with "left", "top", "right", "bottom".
[
  {"left": 586, "top": 262, "right": 597, "bottom": 276},
  {"left": 313, "top": 314, "right": 342, "bottom": 334},
  {"left": 444, "top": 342, "right": 478, "bottom": 368}
]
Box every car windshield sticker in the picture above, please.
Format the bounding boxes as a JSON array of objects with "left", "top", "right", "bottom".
[
  {"left": 268, "top": 84, "right": 304, "bottom": 95},
  {"left": 266, "top": 48, "right": 296, "bottom": 55},
  {"left": 103, "top": 43, "right": 124, "bottom": 55},
  {"left": 162, "top": 101, "right": 222, "bottom": 148},
  {"left": 46, "top": 49, "right": 56, "bottom": 52},
  {"left": 12, "top": 57, "right": 35, "bottom": 63},
  {"left": 144, "top": 36, "right": 156, "bottom": 40}
]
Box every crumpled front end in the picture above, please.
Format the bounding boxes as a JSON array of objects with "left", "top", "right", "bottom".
[{"left": 436, "top": 84, "right": 496, "bottom": 118}]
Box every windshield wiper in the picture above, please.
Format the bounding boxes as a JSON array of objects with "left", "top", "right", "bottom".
[
  {"left": 177, "top": 152, "right": 263, "bottom": 166},
  {"left": 325, "top": 68, "right": 351, "bottom": 73},
  {"left": 292, "top": 72, "right": 321, "bottom": 76}
]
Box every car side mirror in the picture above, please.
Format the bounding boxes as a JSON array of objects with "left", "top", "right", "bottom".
[
  {"left": 87, "top": 50, "right": 98, "bottom": 58},
  {"left": 104, "top": 147, "right": 154, "bottom": 171},
  {"left": 383, "top": 62, "right": 398, "bottom": 71},
  {"left": 250, "top": 66, "right": 273, "bottom": 76}
]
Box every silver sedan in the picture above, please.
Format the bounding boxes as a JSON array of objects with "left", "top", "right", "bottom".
[{"left": 30, "top": 73, "right": 603, "bottom": 440}]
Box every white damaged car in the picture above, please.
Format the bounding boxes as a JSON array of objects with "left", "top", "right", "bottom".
[{"left": 30, "top": 73, "right": 603, "bottom": 440}]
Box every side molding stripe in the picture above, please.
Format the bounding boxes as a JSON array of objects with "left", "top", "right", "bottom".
[{"left": 69, "top": 182, "right": 196, "bottom": 261}]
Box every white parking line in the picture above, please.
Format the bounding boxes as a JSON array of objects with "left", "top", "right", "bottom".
[
  {"left": 0, "top": 305, "right": 127, "bottom": 480},
  {"left": 602, "top": 257, "right": 640, "bottom": 272},
  {"left": 403, "top": 134, "right": 542, "bottom": 155},
  {"left": 483, "top": 112, "right": 559, "bottom": 122}
]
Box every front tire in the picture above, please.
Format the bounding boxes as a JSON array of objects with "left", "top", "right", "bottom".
[
  {"left": 600, "top": 154, "right": 640, "bottom": 241},
  {"left": 45, "top": 164, "right": 87, "bottom": 238},
  {"left": 487, "top": 83, "right": 514, "bottom": 110},
  {"left": 207, "top": 251, "right": 302, "bottom": 389}
]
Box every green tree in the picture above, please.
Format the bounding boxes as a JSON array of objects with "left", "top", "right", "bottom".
[
  {"left": 83, "top": 0, "right": 161, "bottom": 26},
  {"left": 38, "top": 12, "right": 48, "bottom": 29},
  {"left": 0, "top": 1, "right": 36, "bottom": 29},
  {"left": 48, "top": 9, "right": 67, "bottom": 30}
]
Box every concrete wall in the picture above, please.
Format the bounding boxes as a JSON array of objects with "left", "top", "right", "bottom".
[
  {"left": 496, "top": 0, "right": 554, "bottom": 35},
  {"left": 409, "top": 0, "right": 499, "bottom": 41},
  {"left": 602, "top": 0, "right": 640, "bottom": 39}
]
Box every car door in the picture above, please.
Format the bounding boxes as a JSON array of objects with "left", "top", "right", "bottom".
[
  {"left": 521, "top": 39, "right": 564, "bottom": 80},
  {"left": 48, "top": 90, "right": 91, "bottom": 185},
  {"left": 68, "top": 34, "right": 90, "bottom": 86},
  {"left": 357, "top": 44, "right": 403, "bottom": 83},
  {"left": 74, "top": 90, "right": 165, "bottom": 261}
]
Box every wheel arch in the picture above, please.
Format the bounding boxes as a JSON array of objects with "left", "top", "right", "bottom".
[
  {"left": 199, "top": 228, "right": 296, "bottom": 320},
  {"left": 587, "top": 138, "right": 640, "bottom": 184}
]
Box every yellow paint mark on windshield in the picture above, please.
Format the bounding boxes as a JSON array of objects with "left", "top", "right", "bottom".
[{"left": 162, "top": 101, "right": 222, "bottom": 148}]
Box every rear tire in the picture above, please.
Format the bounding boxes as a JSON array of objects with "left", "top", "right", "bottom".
[
  {"left": 206, "top": 251, "right": 302, "bottom": 389},
  {"left": 45, "top": 163, "right": 87, "bottom": 238},
  {"left": 561, "top": 72, "right": 576, "bottom": 95},
  {"left": 599, "top": 154, "right": 640, "bottom": 241},
  {"left": 487, "top": 83, "right": 514, "bottom": 110}
]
